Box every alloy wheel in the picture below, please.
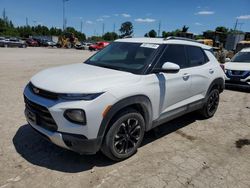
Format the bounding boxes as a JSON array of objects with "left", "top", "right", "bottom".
[
  {"left": 113, "top": 118, "right": 142, "bottom": 154},
  {"left": 207, "top": 91, "right": 219, "bottom": 115}
]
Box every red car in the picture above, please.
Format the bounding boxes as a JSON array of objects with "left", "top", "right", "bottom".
[
  {"left": 89, "top": 42, "right": 109, "bottom": 51},
  {"left": 26, "top": 38, "right": 39, "bottom": 47}
]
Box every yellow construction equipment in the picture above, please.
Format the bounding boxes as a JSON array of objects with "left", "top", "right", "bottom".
[
  {"left": 58, "top": 33, "right": 80, "bottom": 48},
  {"left": 197, "top": 39, "right": 213, "bottom": 47},
  {"left": 235, "top": 40, "right": 250, "bottom": 53}
]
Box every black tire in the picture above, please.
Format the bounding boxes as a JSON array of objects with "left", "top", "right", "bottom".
[
  {"left": 101, "top": 109, "right": 145, "bottom": 161},
  {"left": 200, "top": 89, "right": 220, "bottom": 118}
]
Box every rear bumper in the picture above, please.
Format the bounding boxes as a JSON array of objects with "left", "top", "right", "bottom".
[
  {"left": 225, "top": 80, "right": 250, "bottom": 89},
  {"left": 29, "top": 123, "right": 102, "bottom": 155}
]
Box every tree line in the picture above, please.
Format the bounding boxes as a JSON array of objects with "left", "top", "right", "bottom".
[
  {"left": 0, "top": 17, "right": 87, "bottom": 41},
  {"left": 0, "top": 16, "right": 246, "bottom": 43},
  {"left": 0, "top": 16, "right": 131, "bottom": 41}
]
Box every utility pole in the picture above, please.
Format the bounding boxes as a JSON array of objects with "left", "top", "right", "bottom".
[
  {"left": 102, "top": 23, "right": 105, "bottom": 36},
  {"left": 80, "top": 19, "right": 83, "bottom": 33},
  {"left": 63, "top": 0, "right": 69, "bottom": 30},
  {"left": 158, "top": 21, "right": 161, "bottom": 37},
  {"left": 233, "top": 19, "right": 238, "bottom": 31},
  {"left": 233, "top": 19, "right": 244, "bottom": 32},
  {"left": 26, "top": 17, "right": 29, "bottom": 26},
  {"left": 3, "top": 8, "right": 7, "bottom": 21}
]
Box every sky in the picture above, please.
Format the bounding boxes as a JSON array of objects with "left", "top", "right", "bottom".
[{"left": 0, "top": 0, "right": 250, "bottom": 37}]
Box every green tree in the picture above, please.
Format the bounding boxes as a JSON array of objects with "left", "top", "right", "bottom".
[
  {"left": 162, "top": 29, "right": 181, "bottom": 38},
  {"left": 215, "top": 26, "right": 228, "bottom": 34},
  {"left": 119, "top": 21, "right": 133, "bottom": 38},
  {"left": 182, "top": 25, "right": 189, "bottom": 33},
  {"left": 148, "top": 29, "right": 157, "bottom": 38},
  {"left": 65, "top": 27, "right": 86, "bottom": 41},
  {"left": 88, "top": 36, "right": 103, "bottom": 42},
  {"left": 50, "top": 27, "right": 63, "bottom": 36},
  {"left": 102, "top": 32, "right": 118, "bottom": 41},
  {"left": 145, "top": 30, "right": 157, "bottom": 38}
]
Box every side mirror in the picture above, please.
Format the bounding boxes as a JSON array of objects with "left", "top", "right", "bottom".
[
  {"left": 225, "top": 58, "right": 231, "bottom": 62},
  {"left": 156, "top": 62, "right": 180, "bottom": 73}
]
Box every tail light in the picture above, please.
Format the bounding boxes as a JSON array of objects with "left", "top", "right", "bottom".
[{"left": 220, "top": 64, "right": 225, "bottom": 72}]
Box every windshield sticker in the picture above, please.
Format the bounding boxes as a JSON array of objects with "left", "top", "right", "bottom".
[{"left": 140, "top": 43, "right": 159, "bottom": 49}]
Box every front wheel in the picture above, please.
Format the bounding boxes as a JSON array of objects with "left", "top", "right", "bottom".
[
  {"left": 101, "top": 109, "right": 145, "bottom": 161},
  {"left": 200, "top": 89, "right": 220, "bottom": 118}
]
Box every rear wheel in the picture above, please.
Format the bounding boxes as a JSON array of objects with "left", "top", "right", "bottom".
[
  {"left": 101, "top": 109, "right": 145, "bottom": 161},
  {"left": 200, "top": 89, "right": 220, "bottom": 118}
]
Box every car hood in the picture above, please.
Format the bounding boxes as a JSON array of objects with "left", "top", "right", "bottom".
[
  {"left": 31, "top": 63, "right": 141, "bottom": 93},
  {"left": 225, "top": 62, "right": 250, "bottom": 71}
]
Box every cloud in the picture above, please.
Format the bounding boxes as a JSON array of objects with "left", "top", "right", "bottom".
[
  {"left": 121, "top": 13, "right": 131, "bottom": 18},
  {"left": 86, "top": 20, "right": 93, "bottom": 24},
  {"left": 114, "top": 14, "right": 119, "bottom": 17},
  {"left": 102, "top": 15, "right": 110, "bottom": 18},
  {"left": 237, "top": 15, "right": 250, "bottom": 20},
  {"left": 135, "top": 18, "right": 156, "bottom": 23},
  {"left": 96, "top": 18, "right": 104, "bottom": 22},
  {"left": 195, "top": 22, "right": 203, "bottom": 26},
  {"left": 196, "top": 11, "right": 215, "bottom": 15}
]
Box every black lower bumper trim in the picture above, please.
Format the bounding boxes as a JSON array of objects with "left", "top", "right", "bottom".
[{"left": 61, "top": 132, "right": 103, "bottom": 155}]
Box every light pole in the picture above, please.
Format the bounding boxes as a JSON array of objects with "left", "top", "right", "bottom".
[
  {"left": 63, "top": 0, "right": 69, "bottom": 31},
  {"left": 80, "top": 17, "right": 83, "bottom": 33}
]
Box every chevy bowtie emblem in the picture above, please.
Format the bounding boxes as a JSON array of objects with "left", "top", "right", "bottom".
[{"left": 33, "top": 87, "right": 40, "bottom": 94}]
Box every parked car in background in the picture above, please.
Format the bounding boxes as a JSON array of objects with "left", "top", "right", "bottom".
[
  {"left": 75, "top": 42, "right": 92, "bottom": 50},
  {"left": 89, "top": 41, "right": 109, "bottom": 51},
  {"left": 0, "top": 38, "right": 27, "bottom": 48},
  {"left": 45, "top": 40, "right": 57, "bottom": 47},
  {"left": 26, "top": 38, "right": 39, "bottom": 47},
  {"left": 35, "top": 38, "right": 57, "bottom": 47},
  {"left": 225, "top": 48, "right": 250, "bottom": 88}
]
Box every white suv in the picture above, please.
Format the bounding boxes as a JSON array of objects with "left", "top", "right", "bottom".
[
  {"left": 225, "top": 48, "right": 250, "bottom": 88},
  {"left": 24, "top": 37, "right": 225, "bottom": 161}
]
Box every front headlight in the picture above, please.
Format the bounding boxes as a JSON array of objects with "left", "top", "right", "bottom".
[{"left": 59, "top": 92, "right": 104, "bottom": 100}]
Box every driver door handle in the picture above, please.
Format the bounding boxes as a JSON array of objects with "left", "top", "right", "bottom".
[{"left": 183, "top": 73, "right": 190, "bottom": 81}]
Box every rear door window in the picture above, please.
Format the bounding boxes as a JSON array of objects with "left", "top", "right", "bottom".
[
  {"left": 186, "top": 46, "right": 208, "bottom": 67},
  {"left": 157, "top": 44, "right": 188, "bottom": 69}
]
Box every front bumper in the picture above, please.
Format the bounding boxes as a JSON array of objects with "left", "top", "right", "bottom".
[
  {"left": 29, "top": 123, "right": 102, "bottom": 154},
  {"left": 225, "top": 71, "right": 250, "bottom": 88},
  {"left": 23, "top": 83, "right": 117, "bottom": 154}
]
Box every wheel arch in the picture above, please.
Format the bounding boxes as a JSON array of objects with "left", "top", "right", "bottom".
[
  {"left": 206, "top": 77, "right": 224, "bottom": 96},
  {"left": 97, "top": 95, "right": 153, "bottom": 140}
]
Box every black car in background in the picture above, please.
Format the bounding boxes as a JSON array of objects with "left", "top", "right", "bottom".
[{"left": 34, "top": 38, "right": 57, "bottom": 47}]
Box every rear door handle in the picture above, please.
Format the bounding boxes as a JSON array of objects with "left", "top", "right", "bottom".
[
  {"left": 183, "top": 73, "right": 190, "bottom": 81},
  {"left": 209, "top": 69, "right": 214, "bottom": 74}
]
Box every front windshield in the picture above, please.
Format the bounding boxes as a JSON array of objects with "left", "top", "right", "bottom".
[
  {"left": 85, "top": 42, "right": 159, "bottom": 74},
  {"left": 231, "top": 52, "right": 250, "bottom": 63}
]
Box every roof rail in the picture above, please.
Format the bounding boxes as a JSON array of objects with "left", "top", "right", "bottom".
[
  {"left": 164, "top": 36, "right": 199, "bottom": 43},
  {"left": 122, "top": 35, "right": 132, "bottom": 39}
]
